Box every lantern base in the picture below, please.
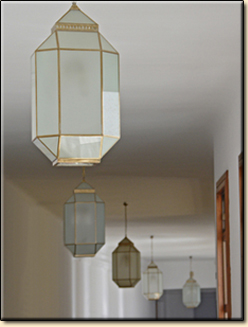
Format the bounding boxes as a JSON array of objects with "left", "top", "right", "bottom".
[{"left": 53, "top": 158, "right": 101, "bottom": 167}]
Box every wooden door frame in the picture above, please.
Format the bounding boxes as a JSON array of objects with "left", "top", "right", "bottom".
[{"left": 216, "top": 171, "right": 232, "bottom": 319}]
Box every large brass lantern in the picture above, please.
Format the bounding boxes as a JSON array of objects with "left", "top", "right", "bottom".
[
  {"left": 112, "top": 203, "right": 141, "bottom": 288},
  {"left": 64, "top": 169, "right": 105, "bottom": 257},
  {"left": 142, "top": 236, "right": 163, "bottom": 300},
  {"left": 182, "top": 256, "right": 201, "bottom": 308},
  {"left": 31, "top": 2, "right": 120, "bottom": 166}
]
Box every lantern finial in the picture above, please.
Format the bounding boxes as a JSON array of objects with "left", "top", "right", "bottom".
[{"left": 123, "top": 202, "right": 128, "bottom": 237}]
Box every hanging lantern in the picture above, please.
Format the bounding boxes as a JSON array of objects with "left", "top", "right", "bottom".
[
  {"left": 112, "top": 203, "right": 141, "bottom": 288},
  {"left": 31, "top": 2, "right": 120, "bottom": 167},
  {"left": 64, "top": 168, "right": 105, "bottom": 257},
  {"left": 142, "top": 236, "right": 163, "bottom": 300},
  {"left": 182, "top": 256, "right": 201, "bottom": 308}
]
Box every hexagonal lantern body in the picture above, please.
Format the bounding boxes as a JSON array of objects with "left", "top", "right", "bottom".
[
  {"left": 182, "top": 272, "right": 201, "bottom": 308},
  {"left": 142, "top": 262, "right": 163, "bottom": 300},
  {"left": 64, "top": 180, "right": 105, "bottom": 257},
  {"left": 31, "top": 3, "right": 120, "bottom": 167},
  {"left": 112, "top": 237, "right": 141, "bottom": 288}
]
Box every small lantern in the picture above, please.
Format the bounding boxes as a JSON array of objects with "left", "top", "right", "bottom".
[
  {"left": 31, "top": 2, "right": 120, "bottom": 167},
  {"left": 142, "top": 236, "right": 163, "bottom": 300},
  {"left": 112, "top": 203, "right": 141, "bottom": 288},
  {"left": 64, "top": 168, "right": 105, "bottom": 257},
  {"left": 182, "top": 256, "right": 201, "bottom": 308}
]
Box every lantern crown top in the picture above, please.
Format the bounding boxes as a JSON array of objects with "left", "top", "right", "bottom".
[
  {"left": 118, "top": 236, "right": 133, "bottom": 246},
  {"left": 148, "top": 262, "right": 158, "bottom": 269},
  {"left": 52, "top": 2, "right": 98, "bottom": 33}
]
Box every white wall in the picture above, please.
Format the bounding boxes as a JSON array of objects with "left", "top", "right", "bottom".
[
  {"left": 213, "top": 88, "right": 242, "bottom": 318},
  {"left": 155, "top": 258, "right": 216, "bottom": 290},
  {"left": 3, "top": 179, "right": 73, "bottom": 319}
]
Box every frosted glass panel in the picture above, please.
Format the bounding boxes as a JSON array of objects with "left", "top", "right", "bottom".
[
  {"left": 102, "top": 137, "right": 117, "bottom": 156},
  {"left": 103, "top": 53, "right": 119, "bottom": 92},
  {"left": 76, "top": 203, "right": 95, "bottom": 243},
  {"left": 67, "top": 195, "right": 75, "bottom": 203},
  {"left": 66, "top": 245, "right": 75, "bottom": 254},
  {"left": 40, "top": 137, "right": 58, "bottom": 156},
  {"left": 64, "top": 203, "right": 75, "bottom": 244},
  {"left": 96, "top": 202, "right": 105, "bottom": 243},
  {"left": 58, "top": 31, "right": 100, "bottom": 49},
  {"left": 38, "top": 33, "right": 57, "bottom": 50},
  {"left": 60, "top": 51, "right": 101, "bottom": 134},
  {"left": 130, "top": 252, "right": 140, "bottom": 279},
  {"left": 75, "top": 244, "right": 96, "bottom": 255},
  {"left": 117, "top": 253, "right": 130, "bottom": 279},
  {"left": 100, "top": 35, "right": 117, "bottom": 53},
  {"left": 103, "top": 94, "right": 120, "bottom": 137},
  {"left": 31, "top": 53, "right": 36, "bottom": 140},
  {"left": 60, "top": 136, "right": 101, "bottom": 158},
  {"left": 77, "top": 182, "right": 93, "bottom": 190},
  {"left": 95, "top": 194, "right": 103, "bottom": 202},
  {"left": 75, "top": 193, "right": 95, "bottom": 202},
  {"left": 59, "top": 10, "right": 96, "bottom": 24},
  {"left": 36, "top": 50, "right": 58, "bottom": 135},
  {"left": 33, "top": 138, "right": 56, "bottom": 162}
]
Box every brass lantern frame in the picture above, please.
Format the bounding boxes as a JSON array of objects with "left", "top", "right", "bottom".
[{"left": 32, "top": 2, "right": 120, "bottom": 166}]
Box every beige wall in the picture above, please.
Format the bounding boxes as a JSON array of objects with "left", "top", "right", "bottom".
[{"left": 3, "top": 179, "right": 73, "bottom": 319}]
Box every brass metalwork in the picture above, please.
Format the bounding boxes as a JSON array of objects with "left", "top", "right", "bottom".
[{"left": 32, "top": 2, "right": 120, "bottom": 166}]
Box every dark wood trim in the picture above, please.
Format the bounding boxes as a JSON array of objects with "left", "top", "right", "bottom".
[
  {"left": 216, "top": 171, "right": 232, "bottom": 319},
  {"left": 238, "top": 153, "right": 243, "bottom": 285}
]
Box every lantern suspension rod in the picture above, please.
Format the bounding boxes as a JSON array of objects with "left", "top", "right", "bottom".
[
  {"left": 150, "top": 235, "right": 154, "bottom": 262},
  {"left": 82, "top": 167, "right": 86, "bottom": 181},
  {"left": 189, "top": 256, "right": 192, "bottom": 272},
  {"left": 123, "top": 202, "right": 128, "bottom": 237}
]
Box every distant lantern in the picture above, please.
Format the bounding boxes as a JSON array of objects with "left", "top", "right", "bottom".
[
  {"left": 31, "top": 2, "right": 120, "bottom": 167},
  {"left": 142, "top": 236, "right": 163, "bottom": 300},
  {"left": 112, "top": 203, "right": 141, "bottom": 288},
  {"left": 64, "top": 168, "right": 105, "bottom": 257},
  {"left": 182, "top": 256, "right": 201, "bottom": 308}
]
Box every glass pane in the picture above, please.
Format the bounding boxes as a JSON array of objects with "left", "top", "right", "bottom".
[
  {"left": 36, "top": 50, "right": 59, "bottom": 135},
  {"left": 58, "top": 31, "right": 100, "bottom": 50},
  {"left": 142, "top": 272, "right": 148, "bottom": 296},
  {"left": 31, "top": 53, "right": 36, "bottom": 140},
  {"left": 59, "top": 10, "right": 96, "bottom": 24},
  {"left": 77, "top": 182, "right": 93, "bottom": 190},
  {"left": 102, "top": 136, "right": 118, "bottom": 156},
  {"left": 38, "top": 32, "right": 57, "bottom": 50},
  {"left": 112, "top": 252, "right": 117, "bottom": 279},
  {"left": 75, "top": 193, "right": 95, "bottom": 202},
  {"left": 60, "top": 50, "right": 101, "bottom": 134},
  {"left": 76, "top": 203, "right": 95, "bottom": 243},
  {"left": 130, "top": 252, "right": 140, "bottom": 279},
  {"left": 59, "top": 136, "right": 101, "bottom": 158},
  {"left": 96, "top": 243, "right": 104, "bottom": 252},
  {"left": 33, "top": 138, "right": 56, "bottom": 162},
  {"left": 95, "top": 194, "right": 103, "bottom": 202},
  {"left": 66, "top": 195, "right": 75, "bottom": 203},
  {"left": 103, "top": 53, "right": 119, "bottom": 92},
  {"left": 75, "top": 244, "right": 96, "bottom": 255},
  {"left": 40, "top": 137, "right": 58, "bottom": 157},
  {"left": 117, "top": 252, "right": 130, "bottom": 279},
  {"left": 66, "top": 245, "right": 75, "bottom": 255},
  {"left": 96, "top": 202, "right": 105, "bottom": 243},
  {"left": 64, "top": 203, "right": 75, "bottom": 244},
  {"left": 100, "top": 35, "right": 117, "bottom": 53}
]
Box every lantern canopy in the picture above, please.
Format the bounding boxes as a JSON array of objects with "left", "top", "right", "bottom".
[
  {"left": 142, "top": 236, "right": 163, "bottom": 300},
  {"left": 112, "top": 203, "right": 141, "bottom": 288},
  {"left": 64, "top": 169, "right": 105, "bottom": 257},
  {"left": 31, "top": 2, "right": 120, "bottom": 167},
  {"left": 182, "top": 256, "right": 201, "bottom": 308}
]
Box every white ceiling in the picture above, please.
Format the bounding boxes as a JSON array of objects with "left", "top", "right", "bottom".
[{"left": 2, "top": 1, "right": 241, "bottom": 260}]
